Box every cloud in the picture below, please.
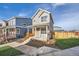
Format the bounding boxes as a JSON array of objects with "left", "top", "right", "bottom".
[
  {"left": 18, "top": 12, "right": 27, "bottom": 17},
  {"left": 36, "top": 3, "right": 66, "bottom": 12},
  {"left": 51, "top": 3, "right": 66, "bottom": 10},
  {"left": 52, "top": 4, "right": 79, "bottom": 30},
  {"left": 55, "top": 10, "right": 79, "bottom": 30},
  {"left": 0, "top": 16, "right": 5, "bottom": 20},
  {"left": 53, "top": 3, "right": 65, "bottom": 7},
  {"left": 36, "top": 4, "right": 52, "bottom": 12},
  {"left": 17, "top": 10, "right": 32, "bottom": 17}
]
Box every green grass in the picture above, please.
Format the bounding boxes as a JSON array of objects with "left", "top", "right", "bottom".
[
  {"left": 55, "top": 38, "right": 79, "bottom": 49},
  {"left": 0, "top": 46, "right": 23, "bottom": 56}
]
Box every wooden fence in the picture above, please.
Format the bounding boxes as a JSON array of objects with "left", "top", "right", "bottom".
[{"left": 54, "top": 32, "right": 79, "bottom": 39}]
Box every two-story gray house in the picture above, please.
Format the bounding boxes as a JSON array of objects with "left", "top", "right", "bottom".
[
  {"left": 0, "top": 20, "right": 6, "bottom": 36},
  {"left": 4, "top": 17, "right": 32, "bottom": 39},
  {"left": 32, "top": 8, "right": 54, "bottom": 41}
]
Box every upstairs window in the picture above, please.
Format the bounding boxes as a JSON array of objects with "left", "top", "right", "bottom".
[
  {"left": 41, "top": 28, "right": 46, "bottom": 34},
  {"left": 0, "top": 24, "right": 2, "bottom": 27},
  {"left": 6, "top": 22, "right": 8, "bottom": 26},
  {"left": 23, "top": 23, "right": 27, "bottom": 26},
  {"left": 16, "top": 28, "right": 20, "bottom": 34},
  {"left": 41, "top": 16, "right": 47, "bottom": 22},
  {"left": 33, "top": 20, "right": 35, "bottom": 22}
]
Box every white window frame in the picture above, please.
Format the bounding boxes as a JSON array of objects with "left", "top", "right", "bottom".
[
  {"left": 41, "top": 28, "right": 46, "bottom": 34},
  {"left": 41, "top": 16, "right": 47, "bottom": 22},
  {"left": 0, "top": 24, "right": 2, "bottom": 27},
  {"left": 16, "top": 28, "right": 20, "bottom": 34}
]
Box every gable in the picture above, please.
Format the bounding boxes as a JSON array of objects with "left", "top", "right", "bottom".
[
  {"left": 39, "top": 12, "right": 49, "bottom": 22},
  {"left": 32, "top": 8, "right": 54, "bottom": 26},
  {"left": 32, "top": 8, "right": 50, "bottom": 20}
]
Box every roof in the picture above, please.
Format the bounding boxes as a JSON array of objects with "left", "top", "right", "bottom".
[
  {"left": 7, "top": 16, "right": 31, "bottom": 21},
  {"left": 31, "top": 8, "right": 54, "bottom": 23},
  {"left": 54, "top": 26, "right": 64, "bottom": 32},
  {"left": 54, "top": 26, "right": 62, "bottom": 28},
  {"left": 31, "top": 8, "right": 51, "bottom": 19},
  {"left": 0, "top": 16, "right": 31, "bottom": 23}
]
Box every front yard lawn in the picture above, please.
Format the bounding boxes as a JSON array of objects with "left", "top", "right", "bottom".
[
  {"left": 0, "top": 46, "right": 23, "bottom": 56},
  {"left": 55, "top": 38, "right": 79, "bottom": 49}
]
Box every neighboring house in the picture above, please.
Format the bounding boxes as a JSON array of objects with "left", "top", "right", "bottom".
[
  {"left": 5, "top": 17, "right": 32, "bottom": 39},
  {"left": 0, "top": 20, "right": 6, "bottom": 36},
  {"left": 32, "top": 8, "right": 54, "bottom": 41},
  {"left": 54, "top": 26, "right": 64, "bottom": 32},
  {"left": 0, "top": 20, "right": 7, "bottom": 43},
  {"left": 0, "top": 20, "right": 6, "bottom": 27}
]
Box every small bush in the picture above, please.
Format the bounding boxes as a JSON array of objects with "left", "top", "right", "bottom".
[
  {"left": 0, "top": 46, "right": 23, "bottom": 56},
  {"left": 55, "top": 38, "right": 79, "bottom": 49}
]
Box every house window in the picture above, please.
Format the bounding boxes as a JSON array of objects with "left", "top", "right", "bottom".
[
  {"left": 0, "top": 24, "right": 2, "bottom": 27},
  {"left": 41, "top": 28, "right": 46, "bottom": 34},
  {"left": 37, "top": 28, "right": 40, "bottom": 31},
  {"left": 6, "top": 22, "right": 8, "bottom": 26},
  {"left": 23, "top": 23, "right": 27, "bottom": 26},
  {"left": 12, "top": 21, "right": 14, "bottom": 26},
  {"left": 41, "top": 16, "right": 47, "bottom": 22},
  {"left": 33, "top": 20, "right": 35, "bottom": 22},
  {"left": 16, "top": 28, "right": 20, "bottom": 34}
]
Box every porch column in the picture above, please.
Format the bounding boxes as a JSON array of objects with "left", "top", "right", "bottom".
[
  {"left": 5, "top": 28, "right": 8, "bottom": 42},
  {"left": 4, "top": 28, "right": 6, "bottom": 39},
  {"left": 46, "top": 26, "right": 48, "bottom": 33},
  {"left": 35, "top": 27, "right": 36, "bottom": 36},
  {"left": 46, "top": 26, "right": 49, "bottom": 40},
  {"left": 27, "top": 28, "right": 29, "bottom": 34},
  {"left": 40, "top": 28, "right": 41, "bottom": 37}
]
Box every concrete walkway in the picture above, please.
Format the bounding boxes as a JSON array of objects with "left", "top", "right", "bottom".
[
  {"left": 41, "top": 46, "right": 79, "bottom": 56},
  {"left": 15, "top": 45, "right": 61, "bottom": 56},
  {"left": 53, "top": 46, "right": 79, "bottom": 56},
  {"left": 0, "top": 37, "right": 32, "bottom": 48},
  {"left": 16, "top": 45, "right": 79, "bottom": 56},
  {"left": 16, "top": 45, "right": 37, "bottom": 56}
]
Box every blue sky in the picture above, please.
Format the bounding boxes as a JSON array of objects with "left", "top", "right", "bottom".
[{"left": 0, "top": 3, "right": 79, "bottom": 30}]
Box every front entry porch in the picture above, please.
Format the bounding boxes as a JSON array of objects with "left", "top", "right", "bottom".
[{"left": 32, "top": 25, "right": 51, "bottom": 41}]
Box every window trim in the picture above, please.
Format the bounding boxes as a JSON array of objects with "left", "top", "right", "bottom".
[
  {"left": 41, "top": 28, "right": 46, "bottom": 34},
  {"left": 41, "top": 16, "right": 47, "bottom": 22},
  {"left": 16, "top": 28, "right": 20, "bottom": 34}
]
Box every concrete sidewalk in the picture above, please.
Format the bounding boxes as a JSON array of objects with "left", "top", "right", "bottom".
[
  {"left": 0, "top": 37, "right": 32, "bottom": 48},
  {"left": 41, "top": 46, "right": 79, "bottom": 56},
  {"left": 15, "top": 45, "right": 61, "bottom": 56},
  {"left": 16, "top": 45, "right": 37, "bottom": 56}
]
